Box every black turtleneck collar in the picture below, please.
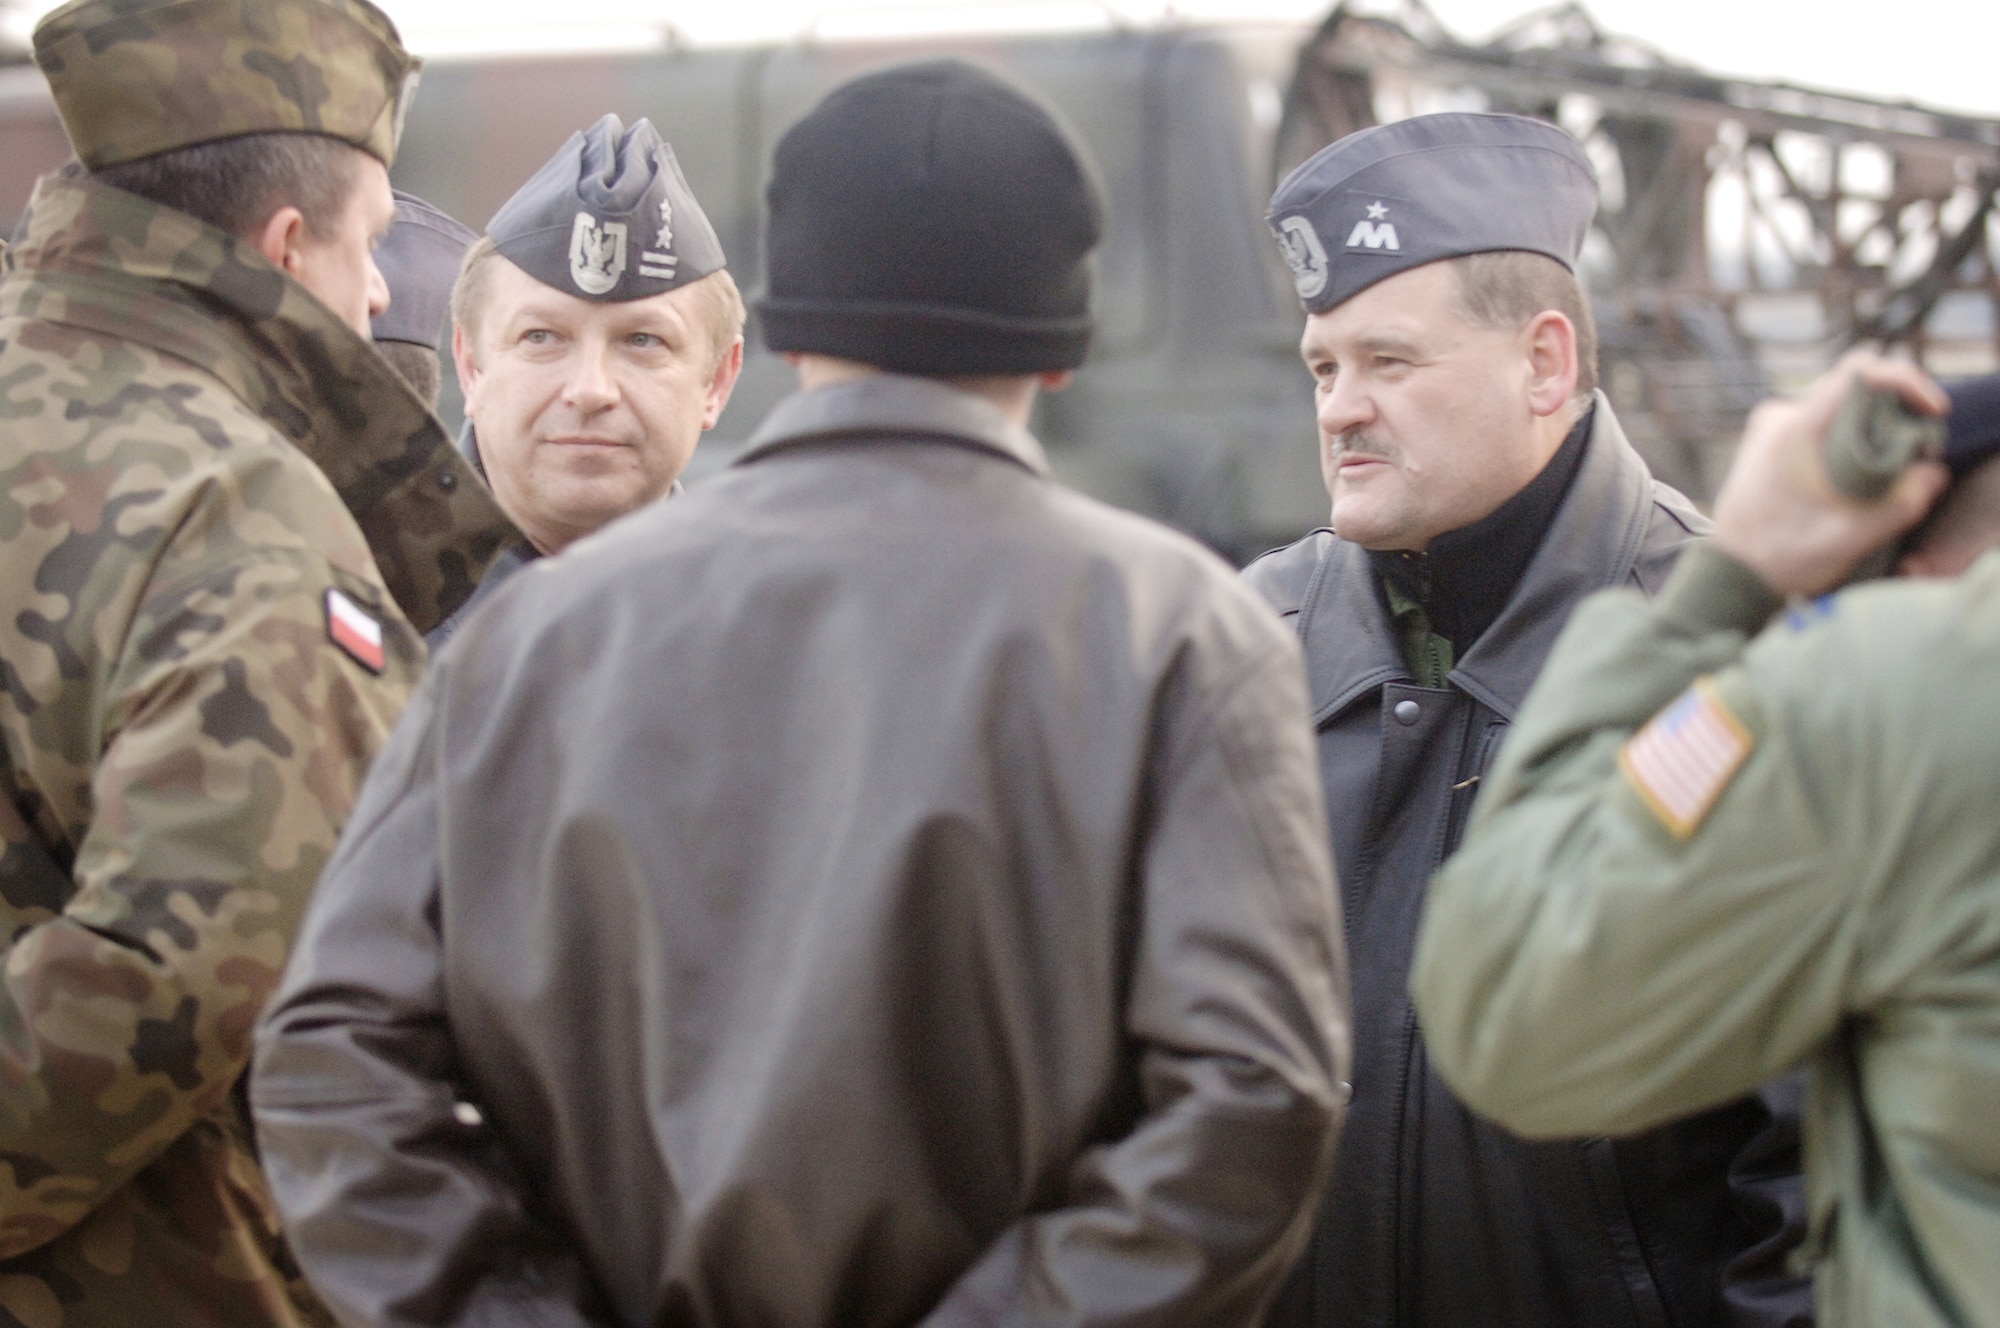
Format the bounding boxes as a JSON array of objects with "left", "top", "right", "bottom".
[{"left": 1371, "top": 405, "right": 1594, "bottom": 660}]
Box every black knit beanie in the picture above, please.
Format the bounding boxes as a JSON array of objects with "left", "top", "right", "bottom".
[{"left": 758, "top": 59, "right": 1105, "bottom": 376}]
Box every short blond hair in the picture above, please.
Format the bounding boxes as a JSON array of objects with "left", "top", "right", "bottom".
[{"left": 450, "top": 236, "right": 746, "bottom": 369}]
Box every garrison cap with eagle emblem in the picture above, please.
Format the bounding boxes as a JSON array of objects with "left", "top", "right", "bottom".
[
  {"left": 1267, "top": 112, "right": 1598, "bottom": 315},
  {"left": 487, "top": 114, "right": 726, "bottom": 303},
  {"left": 33, "top": 0, "right": 420, "bottom": 170}
]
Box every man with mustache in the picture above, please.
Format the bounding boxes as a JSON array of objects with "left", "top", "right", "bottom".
[{"left": 1246, "top": 112, "right": 1812, "bottom": 1328}]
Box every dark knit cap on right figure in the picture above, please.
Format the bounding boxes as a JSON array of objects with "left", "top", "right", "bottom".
[{"left": 758, "top": 59, "right": 1104, "bottom": 376}]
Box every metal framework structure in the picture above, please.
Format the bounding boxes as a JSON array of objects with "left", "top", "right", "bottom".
[
  {"left": 0, "top": 0, "right": 30, "bottom": 64},
  {"left": 1277, "top": 0, "right": 2000, "bottom": 497},
  {"left": 7, "top": 0, "right": 1996, "bottom": 502}
]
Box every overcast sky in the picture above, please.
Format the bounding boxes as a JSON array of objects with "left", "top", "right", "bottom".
[{"left": 10, "top": 0, "right": 1999, "bottom": 118}]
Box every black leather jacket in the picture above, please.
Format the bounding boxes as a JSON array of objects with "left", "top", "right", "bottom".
[
  {"left": 1246, "top": 397, "right": 1813, "bottom": 1328},
  {"left": 252, "top": 375, "right": 1352, "bottom": 1328}
]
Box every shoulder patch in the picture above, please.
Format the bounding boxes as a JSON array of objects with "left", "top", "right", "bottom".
[
  {"left": 1618, "top": 680, "right": 1753, "bottom": 838},
  {"left": 1785, "top": 594, "right": 1837, "bottom": 632},
  {"left": 325, "top": 588, "right": 386, "bottom": 674}
]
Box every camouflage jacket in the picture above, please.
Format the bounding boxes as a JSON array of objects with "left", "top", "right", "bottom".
[{"left": 0, "top": 173, "right": 514, "bottom": 1327}]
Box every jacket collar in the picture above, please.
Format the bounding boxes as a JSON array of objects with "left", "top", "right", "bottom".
[
  {"left": 1297, "top": 394, "right": 1657, "bottom": 724},
  {"left": 2, "top": 174, "right": 520, "bottom": 634},
  {"left": 1369, "top": 406, "right": 1592, "bottom": 658},
  {"left": 9, "top": 174, "right": 397, "bottom": 445},
  {"left": 738, "top": 374, "right": 1052, "bottom": 477}
]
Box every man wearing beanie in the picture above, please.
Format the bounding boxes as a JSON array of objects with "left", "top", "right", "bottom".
[
  {"left": 427, "top": 113, "right": 745, "bottom": 647},
  {"left": 1246, "top": 112, "right": 1811, "bottom": 1328},
  {"left": 251, "top": 58, "right": 1350, "bottom": 1327},
  {"left": 0, "top": 0, "right": 515, "bottom": 1324}
]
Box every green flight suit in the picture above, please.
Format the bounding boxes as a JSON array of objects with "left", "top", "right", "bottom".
[{"left": 1412, "top": 539, "right": 2000, "bottom": 1328}]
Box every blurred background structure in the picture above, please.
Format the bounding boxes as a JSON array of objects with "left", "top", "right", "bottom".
[
  {"left": 1278, "top": 2, "right": 2000, "bottom": 500},
  {"left": 5, "top": 0, "right": 1998, "bottom": 556}
]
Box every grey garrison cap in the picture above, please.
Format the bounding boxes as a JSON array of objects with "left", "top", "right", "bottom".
[
  {"left": 1268, "top": 112, "right": 1597, "bottom": 315},
  {"left": 487, "top": 113, "right": 726, "bottom": 302},
  {"left": 371, "top": 191, "right": 477, "bottom": 346}
]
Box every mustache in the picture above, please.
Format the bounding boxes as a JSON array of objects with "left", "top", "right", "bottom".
[{"left": 1326, "top": 430, "right": 1402, "bottom": 464}]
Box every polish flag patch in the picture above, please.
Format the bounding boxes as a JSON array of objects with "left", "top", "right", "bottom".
[
  {"left": 1619, "top": 681, "right": 1753, "bottom": 839},
  {"left": 324, "top": 588, "right": 386, "bottom": 674}
]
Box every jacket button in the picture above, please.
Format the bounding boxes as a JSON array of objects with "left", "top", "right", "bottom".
[{"left": 1394, "top": 699, "right": 1421, "bottom": 725}]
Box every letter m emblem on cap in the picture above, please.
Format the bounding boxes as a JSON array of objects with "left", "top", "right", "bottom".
[
  {"left": 1347, "top": 220, "right": 1399, "bottom": 250},
  {"left": 1347, "top": 202, "right": 1400, "bottom": 251}
]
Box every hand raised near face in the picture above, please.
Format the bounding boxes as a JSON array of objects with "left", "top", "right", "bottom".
[{"left": 1713, "top": 353, "right": 1951, "bottom": 598}]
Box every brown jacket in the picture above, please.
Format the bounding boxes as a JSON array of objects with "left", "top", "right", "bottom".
[{"left": 250, "top": 375, "right": 1352, "bottom": 1327}]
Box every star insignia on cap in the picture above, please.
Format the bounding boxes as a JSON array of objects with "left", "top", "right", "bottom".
[{"left": 1366, "top": 201, "right": 1389, "bottom": 220}]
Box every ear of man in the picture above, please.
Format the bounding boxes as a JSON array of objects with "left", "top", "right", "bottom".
[
  {"left": 1521, "top": 310, "right": 1581, "bottom": 422},
  {"left": 451, "top": 320, "right": 482, "bottom": 421},
  {"left": 252, "top": 206, "right": 311, "bottom": 279},
  {"left": 1449, "top": 250, "right": 1598, "bottom": 411},
  {"left": 701, "top": 338, "right": 746, "bottom": 431}
]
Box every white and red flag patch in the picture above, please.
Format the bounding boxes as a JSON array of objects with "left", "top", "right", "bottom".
[
  {"left": 324, "top": 588, "right": 386, "bottom": 674},
  {"left": 1618, "top": 680, "right": 1753, "bottom": 838}
]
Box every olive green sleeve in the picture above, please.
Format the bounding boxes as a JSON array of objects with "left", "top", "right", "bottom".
[
  {"left": 0, "top": 531, "right": 413, "bottom": 1254},
  {"left": 1411, "top": 542, "right": 1880, "bottom": 1139}
]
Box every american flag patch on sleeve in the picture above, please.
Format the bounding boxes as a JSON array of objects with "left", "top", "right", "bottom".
[{"left": 1618, "top": 681, "right": 1753, "bottom": 838}]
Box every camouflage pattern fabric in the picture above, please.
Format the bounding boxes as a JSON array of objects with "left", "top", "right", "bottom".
[
  {"left": 33, "top": 0, "right": 420, "bottom": 170},
  {"left": 0, "top": 172, "right": 512, "bottom": 1326},
  {"left": 6, "top": 176, "right": 521, "bottom": 634}
]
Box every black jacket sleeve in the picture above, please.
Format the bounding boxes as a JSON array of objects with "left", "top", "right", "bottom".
[
  {"left": 916, "top": 639, "right": 1352, "bottom": 1326},
  {"left": 250, "top": 680, "right": 612, "bottom": 1328}
]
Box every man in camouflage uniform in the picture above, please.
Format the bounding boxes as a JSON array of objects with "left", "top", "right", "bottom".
[{"left": 0, "top": 0, "right": 515, "bottom": 1323}]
